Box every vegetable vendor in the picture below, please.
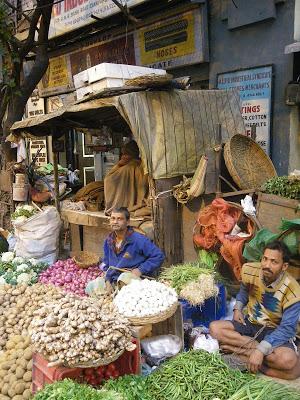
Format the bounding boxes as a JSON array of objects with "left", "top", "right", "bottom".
[
  {"left": 210, "top": 241, "right": 300, "bottom": 380},
  {"left": 101, "top": 207, "right": 165, "bottom": 284}
]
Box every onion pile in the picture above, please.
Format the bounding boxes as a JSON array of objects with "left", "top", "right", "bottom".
[{"left": 38, "top": 259, "right": 102, "bottom": 296}]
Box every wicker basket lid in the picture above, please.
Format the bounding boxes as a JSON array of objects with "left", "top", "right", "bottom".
[{"left": 224, "top": 134, "right": 277, "bottom": 189}]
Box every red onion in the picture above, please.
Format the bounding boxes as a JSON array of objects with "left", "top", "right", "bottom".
[{"left": 38, "top": 258, "right": 102, "bottom": 296}]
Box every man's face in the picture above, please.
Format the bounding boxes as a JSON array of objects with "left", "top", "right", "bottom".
[
  {"left": 110, "top": 212, "right": 128, "bottom": 232},
  {"left": 261, "top": 248, "right": 288, "bottom": 283}
]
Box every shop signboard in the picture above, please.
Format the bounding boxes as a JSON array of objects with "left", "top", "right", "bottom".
[
  {"left": 26, "top": 89, "right": 45, "bottom": 118},
  {"left": 49, "top": 0, "right": 148, "bottom": 38},
  {"left": 39, "top": 55, "right": 74, "bottom": 97},
  {"left": 134, "top": 8, "right": 209, "bottom": 69},
  {"left": 70, "top": 35, "right": 135, "bottom": 76},
  {"left": 217, "top": 66, "right": 273, "bottom": 154}
]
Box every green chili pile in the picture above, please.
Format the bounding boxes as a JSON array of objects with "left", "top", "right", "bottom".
[{"left": 146, "top": 351, "right": 253, "bottom": 400}]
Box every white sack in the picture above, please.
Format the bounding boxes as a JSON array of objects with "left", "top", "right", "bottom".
[{"left": 13, "top": 206, "right": 61, "bottom": 264}]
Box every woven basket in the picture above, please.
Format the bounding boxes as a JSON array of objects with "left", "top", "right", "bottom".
[
  {"left": 124, "top": 302, "right": 178, "bottom": 326},
  {"left": 63, "top": 349, "right": 125, "bottom": 369},
  {"left": 73, "top": 251, "right": 99, "bottom": 269},
  {"left": 224, "top": 134, "right": 277, "bottom": 189}
]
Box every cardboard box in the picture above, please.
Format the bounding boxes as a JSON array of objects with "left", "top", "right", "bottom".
[
  {"left": 87, "top": 63, "right": 166, "bottom": 84},
  {"left": 73, "top": 70, "right": 89, "bottom": 89}
]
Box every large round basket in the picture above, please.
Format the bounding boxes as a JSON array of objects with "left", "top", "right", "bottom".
[
  {"left": 224, "top": 134, "right": 277, "bottom": 189},
  {"left": 63, "top": 349, "right": 125, "bottom": 369},
  {"left": 72, "top": 251, "right": 99, "bottom": 269},
  {"left": 125, "top": 302, "right": 178, "bottom": 326}
]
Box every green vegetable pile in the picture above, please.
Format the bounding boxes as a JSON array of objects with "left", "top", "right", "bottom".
[
  {"left": 227, "top": 378, "right": 300, "bottom": 400},
  {"left": 33, "top": 379, "right": 123, "bottom": 400},
  {"left": 104, "top": 375, "right": 152, "bottom": 400},
  {"left": 262, "top": 176, "right": 300, "bottom": 200},
  {"left": 159, "top": 261, "right": 215, "bottom": 294},
  {"left": 11, "top": 205, "right": 37, "bottom": 220},
  {"left": 146, "top": 350, "right": 253, "bottom": 400}
]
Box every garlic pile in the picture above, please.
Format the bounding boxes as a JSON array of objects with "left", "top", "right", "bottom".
[
  {"left": 113, "top": 279, "right": 178, "bottom": 318},
  {"left": 30, "top": 293, "right": 134, "bottom": 367}
]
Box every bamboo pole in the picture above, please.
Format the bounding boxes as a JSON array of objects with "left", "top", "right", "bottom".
[{"left": 53, "top": 151, "right": 60, "bottom": 214}]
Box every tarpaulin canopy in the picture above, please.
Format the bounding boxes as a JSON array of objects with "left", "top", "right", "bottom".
[{"left": 10, "top": 89, "right": 245, "bottom": 179}]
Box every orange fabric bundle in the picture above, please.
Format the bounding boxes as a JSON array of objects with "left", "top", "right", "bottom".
[{"left": 193, "top": 198, "right": 255, "bottom": 281}]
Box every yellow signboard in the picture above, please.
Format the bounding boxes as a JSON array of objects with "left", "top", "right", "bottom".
[
  {"left": 40, "top": 55, "right": 73, "bottom": 96},
  {"left": 138, "top": 11, "right": 195, "bottom": 65},
  {"left": 43, "top": 56, "right": 70, "bottom": 88}
]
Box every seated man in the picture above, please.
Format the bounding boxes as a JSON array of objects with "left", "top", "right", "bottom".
[
  {"left": 104, "top": 140, "right": 150, "bottom": 216},
  {"left": 101, "top": 207, "right": 165, "bottom": 284},
  {"left": 210, "top": 241, "right": 300, "bottom": 380}
]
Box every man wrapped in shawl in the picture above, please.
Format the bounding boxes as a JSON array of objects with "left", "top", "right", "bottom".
[{"left": 104, "top": 140, "right": 150, "bottom": 216}]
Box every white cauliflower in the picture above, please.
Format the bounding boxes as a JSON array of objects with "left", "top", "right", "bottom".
[
  {"left": 1, "top": 252, "right": 15, "bottom": 263},
  {"left": 22, "top": 205, "right": 35, "bottom": 212},
  {"left": 16, "top": 263, "right": 29, "bottom": 272},
  {"left": 29, "top": 258, "right": 38, "bottom": 266},
  {"left": 12, "top": 256, "right": 24, "bottom": 265},
  {"left": 17, "top": 273, "right": 31, "bottom": 284},
  {"left": 13, "top": 216, "right": 27, "bottom": 224},
  {"left": 0, "top": 276, "right": 7, "bottom": 285}
]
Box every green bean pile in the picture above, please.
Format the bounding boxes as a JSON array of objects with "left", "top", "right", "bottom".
[
  {"left": 227, "top": 379, "right": 300, "bottom": 400},
  {"left": 146, "top": 351, "right": 253, "bottom": 400}
]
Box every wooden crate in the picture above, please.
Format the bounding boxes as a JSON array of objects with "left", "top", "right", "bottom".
[{"left": 256, "top": 192, "right": 299, "bottom": 232}]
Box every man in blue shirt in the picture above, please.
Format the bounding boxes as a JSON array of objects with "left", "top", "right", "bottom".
[
  {"left": 101, "top": 207, "right": 165, "bottom": 284},
  {"left": 210, "top": 241, "right": 300, "bottom": 380}
]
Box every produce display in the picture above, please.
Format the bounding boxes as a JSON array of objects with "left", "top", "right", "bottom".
[
  {"left": 113, "top": 279, "right": 178, "bottom": 318},
  {"left": 11, "top": 205, "right": 37, "bottom": 224},
  {"left": 104, "top": 375, "right": 153, "bottom": 400},
  {"left": 227, "top": 378, "right": 300, "bottom": 400},
  {"left": 263, "top": 175, "right": 300, "bottom": 200},
  {"left": 0, "top": 253, "right": 47, "bottom": 285},
  {"left": 30, "top": 293, "right": 134, "bottom": 367},
  {"left": 0, "top": 284, "right": 64, "bottom": 351},
  {"left": 33, "top": 379, "right": 123, "bottom": 400},
  {"left": 0, "top": 335, "right": 33, "bottom": 400},
  {"left": 38, "top": 258, "right": 101, "bottom": 296},
  {"left": 82, "top": 362, "right": 120, "bottom": 387},
  {"left": 159, "top": 261, "right": 218, "bottom": 306}
]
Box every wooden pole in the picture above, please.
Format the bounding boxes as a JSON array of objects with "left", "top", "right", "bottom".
[{"left": 52, "top": 151, "right": 60, "bottom": 214}]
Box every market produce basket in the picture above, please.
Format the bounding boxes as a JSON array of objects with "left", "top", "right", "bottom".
[
  {"left": 224, "top": 134, "right": 277, "bottom": 189},
  {"left": 63, "top": 349, "right": 125, "bottom": 368},
  {"left": 126, "top": 302, "right": 178, "bottom": 326},
  {"left": 72, "top": 251, "right": 99, "bottom": 268}
]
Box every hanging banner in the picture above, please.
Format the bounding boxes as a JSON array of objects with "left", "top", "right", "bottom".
[
  {"left": 217, "top": 66, "right": 273, "bottom": 154},
  {"left": 39, "top": 55, "right": 74, "bottom": 97},
  {"left": 49, "top": 0, "right": 148, "bottom": 38},
  {"left": 134, "top": 8, "right": 209, "bottom": 69}
]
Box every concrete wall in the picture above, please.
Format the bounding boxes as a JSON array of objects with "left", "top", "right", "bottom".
[{"left": 208, "top": 0, "right": 295, "bottom": 174}]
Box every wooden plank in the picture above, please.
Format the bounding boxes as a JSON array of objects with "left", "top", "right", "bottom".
[
  {"left": 62, "top": 209, "right": 110, "bottom": 227},
  {"left": 204, "top": 149, "right": 218, "bottom": 194},
  {"left": 69, "top": 224, "right": 81, "bottom": 252},
  {"left": 256, "top": 192, "right": 300, "bottom": 233},
  {"left": 154, "top": 177, "right": 183, "bottom": 266},
  {"left": 83, "top": 225, "right": 110, "bottom": 258},
  {"left": 218, "top": 189, "right": 256, "bottom": 198},
  {"left": 0, "top": 170, "right": 12, "bottom": 193},
  {"left": 182, "top": 205, "right": 199, "bottom": 262},
  {"left": 257, "top": 192, "right": 299, "bottom": 209},
  {"left": 131, "top": 324, "right": 152, "bottom": 340},
  {"left": 152, "top": 305, "right": 184, "bottom": 349}
]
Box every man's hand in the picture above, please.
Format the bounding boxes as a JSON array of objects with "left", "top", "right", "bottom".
[
  {"left": 247, "top": 349, "right": 264, "bottom": 374},
  {"left": 131, "top": 268, "right": 142, "bottom": 277},
  {"left": 233, "top": 309, "right": 246, "bottom": 325}
]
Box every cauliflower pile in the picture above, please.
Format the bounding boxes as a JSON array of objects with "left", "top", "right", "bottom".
[{"left": 0, "top": 252, "right": 47, "bottom": 286}]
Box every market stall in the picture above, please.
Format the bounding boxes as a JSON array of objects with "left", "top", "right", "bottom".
[{"left": 10, "top": 86, "right": 245, "bottom": 265}]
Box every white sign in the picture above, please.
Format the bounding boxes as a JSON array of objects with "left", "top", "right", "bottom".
[
  {"left": 217, "top": 66, "right": 273, "bottom": 154},
  {"left": 26, "top": 89, "right": 45, "bottom": 118},
  {"left": 49, "top": 0, "right": 148, "bottom": 38}
]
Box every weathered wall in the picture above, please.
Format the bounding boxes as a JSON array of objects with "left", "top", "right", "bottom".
[{"left": 208, "top": 0, "right": 295, "bottom": 174}]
